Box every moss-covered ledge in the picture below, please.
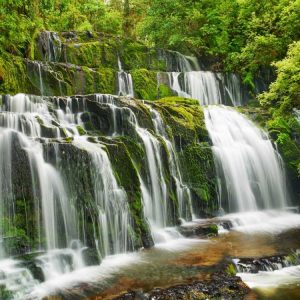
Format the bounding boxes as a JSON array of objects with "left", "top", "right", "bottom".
[{"left": 151, "top": 97, "right": 218, "bottom": 217}]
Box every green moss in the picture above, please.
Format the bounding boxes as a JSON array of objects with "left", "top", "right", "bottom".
[
  {"left": 120, "top": 40, "right": 166, "bottom": 71},
  {"left": 0, "top": 54, "right": 36, "bottom": 95},
  {"left": 131, "top": 69, "right": 158, "bottom": 100},
  {"left": 158, "top": 84, "right": 174, "bottom": 99},
  {"left": 226, "top": 263, "right": 237, "bottom": 276},
  {"left": 117, "top": 136, "right": 145, "bottom": 172},
  {"left": 63, "top": 40, "right": 118, "bottom": 69},
  {"left": 285, "top": 253, "right": 297, "bottom": 266},
  {"left": 104, "top": 139, "right": 152, "bottom": 249},
  {"left": 277, "top": 133, "right": 300, "bottom": 172},
  {"left": 179, "top": 143, "right": 216, "bottom": 208},
  {"left": 209, "top": 224, "right": 218, "bottom": 235},
  {"left": 64, "top": 137, "right": 74, "bottom": 143},
  {"left": 96, "top": 67, "right": 115, "bottom": 94},
  {"left": 155, "top": 98, "right": 208, "bottom": 146},
  {"left": 25, "top": 60, "right": 116, "bottom": 96},
  {"left": 0, "top": 285, "right": 13, "bottom": 300},
  {"left": 158, "top": 96, "right": 199, "bottom": 106},
  {"left": 76, "top": 125, "right": 86, "bottom": 136}
]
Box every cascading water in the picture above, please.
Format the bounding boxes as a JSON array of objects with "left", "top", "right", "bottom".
[
  {"left": 147, "top": 105, "right": 194, "bottom": 221},
  {"left": 97, "top": 97, "right": 169, "bottom": 232},
  {"left": 132, "top": 116, "right": 183, "bottom": 242},
  {"left": 161, "top": 50, "right": 201, "bottom": 72},
  {"left": 204, "top": 106, "right": 288, "bottom": 213},
  {"left": 117, "top": 57, "right": 134, "bottom": 97},
  {"left": 49, "top": 95, "right": 133, "bottom": 259},
  {"left": 39, "top": 31, "right": 62, "bottom": 62},
  {"left": 71, "top": 137, "right": 132, "bottom": 258},
  {"left": 158, "top": 50, "right": 249, "bottom": 106},
  {"left": 0, "top": 94, "right": 136, "bottom": 297},
  {"left": 93, "top": 95, "right": 184, "bottom": 242},
  {"left": 166, "top": 71, "right": 245, "bottom": 106}
]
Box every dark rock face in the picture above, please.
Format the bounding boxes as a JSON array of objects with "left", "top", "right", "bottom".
[
  {"left": 113, "top": 272, "right": 250, "bottom": 300},
  {"left": 235, "top": 255, "right": 293, "bottom": 273},
  {"left": 141, "top": 231, "right": 155, "bottom": 249},
  {"left": 11, "top": 132, "right": 34, "bottom": 201}
]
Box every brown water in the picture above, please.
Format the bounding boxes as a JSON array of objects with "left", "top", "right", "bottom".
[{"left": 38, "top": 225, "right": 300, "bottom": 299}]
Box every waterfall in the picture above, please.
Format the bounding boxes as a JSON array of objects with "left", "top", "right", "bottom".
[
  {"left": 0, "top": 94, "right": 135, "bottom": 297},
  {"left": 94, "top": 95, "right": 183, "bottom": 242},
  {"left": 95, "top": 94, "right": 118, "bottom": 135},
  {"left": 166, "top": 71, "right": 245, "bottom": 106},
  {"left": 0, "top": 130, "right": 14, "bottom": 259},
  {"left": 36, "top": 62, "right": 44, "bottom": 96},
  {"left": 72, "top": 137, "right": 132, "bottom": 258},
  {"left": 158, "top": 50, "right": 248, "bottom": 105},
  {"left": 204, "top": 106, "right": 288, "bottom": 212},
  {"left": 135, "top": 126, "right": 168, "bottom": 227},
  {"left": 107, "top": 100, "right": 170, "bottom": 231},
  {"left": 39, "top": 31, "right": 62, "bottom": 62},
  {"left": 147, "top": 105, "right": 194, "bottom": 221},
  {"left": 117, "top": 57, "right": 134, "bottom": 97},
  {"left": 52, "top": 95, "right": 134, "bottom": 259},
  {"left": 162, "top": 50, "right": 201, "bottom": 72}
]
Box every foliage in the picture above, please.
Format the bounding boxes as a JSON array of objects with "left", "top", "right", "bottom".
[
  {"left": 259, "top": 42, "right": 300, "bottom": 193},
  {"left": 1, "top": 0, "right": 299, "bottom": 86},
  {"left": 139, "top": 0, "right": 300, "bottom": 82},
  {"left": 0, "top": 0, "right": 123, "bottom": 56}
]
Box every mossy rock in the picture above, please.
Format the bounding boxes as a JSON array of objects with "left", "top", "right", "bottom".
[
  {"left": 179, "top": 143, "right": 217, "bottom": 216},
  {"left": 104, "top": 139, "right": 154, "bottom": 249},
  {"left": 0, "top": 54, "right": 37, "bottom": 95},
  {"left": 131, "top": 69, "right": 158, "bottom": 100},
  {"left": 154, "top": 97, "right": 208, "bottom": 147},
  {"left": 158, "top": 83, "right": 174, "bottom": 99},
  {"left": 25, "top": 60, "right": 116, "bottom": 96}
]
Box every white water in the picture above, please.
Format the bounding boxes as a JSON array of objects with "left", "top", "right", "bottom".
[
  {"left": 117, "top": 57, "right": 134, "bottom": 97},
  {"left": 36, "top": 62, "right": 44, "bottom": 96},
  {"left": 147, "top": 105, "right": 194, "bottom": 221},
  {"left": 72, "top": 137, "right": 132, "bottom": 258},
  {"left": 163, "top": 50, "right": 201, "bottom": 72},
  {"left": 204, "top": 106, "right": 288, "bottom": 212},
  {"left": 167, "top": 72, "right": 243, "bottom": 106},
  {"left": 28, "top": 252, "right": 141, "bottom": 299},
  {"left": 0, "top": 259, "right": 39, "bottom": 299},
  {"left": 219, "top": 210, "right": 300, "bottom": 234},
  {"left": 40, "top": 31, "right": 62, "bottom": 62},
  {"left": 95, "top": 94, "right": 118, "bottom": 135},
  {"left": 0, "top": 94, "right": 134, "bottom": 297},
  {"left": 89, "top": 96, "right": 185, "bottom": 243},
  {"left": 238, "top": 265, "right": 300, "bottom": 289},
  {"left": 135, "top": 126, "right": 168, "bottom": 228},
  {"left": 54, "top": 95, "right": 133, "bottom": 258}
]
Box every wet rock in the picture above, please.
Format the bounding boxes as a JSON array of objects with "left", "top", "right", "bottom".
[
  {"left": 16, "top": 252, "right": 46, "bottom": 282},
  {"left": 235, "top": 255, "right": 290, "bottom": 273},
  {"left": 82, "top": 248, "right": 101, "bottom": 266},
  {"left": 61, "top": 31, "right": 77, "bottom": 40},
  {"left": 141, "top": 232, "right": 155, "bottom": 249},
  {"left": 178, "top": 221, "right": 218, "bottom": 238},
  {"left": 113, "top": 271, "right": 250, "bottom": 300},
  {"left": 11, "top": 132, "right": 34, "bottom": 201}
]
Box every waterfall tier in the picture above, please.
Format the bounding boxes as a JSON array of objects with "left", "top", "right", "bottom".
[
  {"left": 204, "top": 106, "right": 289, "bottom": 212},
  {"left": 0, "top": 93, "right": 212, "bottom": 298}
]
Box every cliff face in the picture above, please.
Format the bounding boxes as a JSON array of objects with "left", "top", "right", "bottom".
[
  {"left": 0, "top": 93, "right": 216, "bottom": 261},
  {"left": 0, "top": 31, "right": 171, "bottom": 98},
  {"left": 0, "top": 30, "right": 299, "bottom": 263}
]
